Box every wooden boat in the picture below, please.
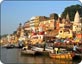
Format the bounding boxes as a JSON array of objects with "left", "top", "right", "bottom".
[
  {"left": 49, "top": 52, "right": 75, "bottom": 60},
  {"left": 75, "top": 53, "right": 82, "bottom": 57},
  {"left": 21, "top": 49, "right": 36, "bottom": 55},
  {"left": 31, "top": 46, "right": 49, "bottom": 56},
  {"left": 32, "top": 46, "right": 44, "bottom": 52},
  {"left": 2, "top": 44, "right": 15, "bottom": 49}
]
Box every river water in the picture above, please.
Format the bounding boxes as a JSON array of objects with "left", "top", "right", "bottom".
[{"left": 0, "top": 48, "right": 82, "bottom": 64}]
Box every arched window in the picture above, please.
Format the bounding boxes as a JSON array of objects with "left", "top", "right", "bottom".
[{"left": 60, "top": 31, "right": 62, "bottom": 33}]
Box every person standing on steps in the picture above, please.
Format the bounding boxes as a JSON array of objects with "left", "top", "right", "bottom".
[{"left": 43, "top": 41, "right": 46, "bottom": 51}]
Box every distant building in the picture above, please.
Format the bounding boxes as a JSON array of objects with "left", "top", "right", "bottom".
[
  {"left": 24, "top": 13, "right": 57, "bottom": 35},
  {"left": 23, "top": 21, "right": 30, "bottom": 31},
  {"left": 17, "top": 23, "right": 25, "bottom": 38},
  {"left": 39, "top": 19, "right": 56, "bottom": 31}
]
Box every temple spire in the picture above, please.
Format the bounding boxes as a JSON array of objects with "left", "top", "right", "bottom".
[
  {"left": 74, "top": 11, "right": 80, "bottom": 23},
  {"left": 66, "top": 13, "right": 70, "bottom": 21}
]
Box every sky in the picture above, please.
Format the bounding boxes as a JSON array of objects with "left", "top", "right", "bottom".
[{"left": 1, "top": 1, "right": 81, "bottom": 35}]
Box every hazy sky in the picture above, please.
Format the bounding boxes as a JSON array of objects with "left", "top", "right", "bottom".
[{"left": 1, "top": 1, "right": 81, "bottom": 35}]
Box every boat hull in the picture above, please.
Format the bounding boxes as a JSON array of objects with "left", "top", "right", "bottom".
[
  {"left": 49, "top": 53, "right": 74, "bottom": 60},
  {"left": 21, "top": 50, "right": 36, "bottom": 55}
]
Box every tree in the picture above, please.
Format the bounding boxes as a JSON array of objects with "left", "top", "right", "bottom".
[
  {"left": 50, "top": 13, "right": 58, "bottom": 20},
  {"left": 54, "top": 13, "right": 59, "bottom": 20},
  {"left": 1, "top": 34, "right": 8, "bottom": 38},
  {"left": 13, "top": 31, "right": 17, "bottom": 35},
  {"left": 61, "top": 4, "right": 82, "bottom": 21}
]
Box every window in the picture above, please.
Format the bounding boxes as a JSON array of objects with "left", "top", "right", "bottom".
[{"left": 60, "top": 31, "right": 62, "bottom": 33}]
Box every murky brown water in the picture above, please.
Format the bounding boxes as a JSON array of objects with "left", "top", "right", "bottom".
[{"left": 0, "top": 48, "right": 82, "bottom": 64}]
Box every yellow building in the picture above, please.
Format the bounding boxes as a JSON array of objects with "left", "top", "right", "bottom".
[
  {"left": 58, "top": 28, "right": 73, "bottom": 38},
  {"left": 39, "top": 19, "right": 55, "bottom": 31}
]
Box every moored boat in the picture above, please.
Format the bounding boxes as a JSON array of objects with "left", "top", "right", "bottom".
[
  {"left": 49, "top": 52, "right": 75, "bottom": 60},
  {"left": 2, "top": 44, "right": 15, "bottom": 49},
  {"left": 21, "top": 49, "right": 36, "bottom": 55},
  {"left": 32, "top": 46, "right": 44, "bottom": 52}
]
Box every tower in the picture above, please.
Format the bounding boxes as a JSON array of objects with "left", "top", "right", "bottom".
[
  {"left": 74, "top": 11, "right": 80, "bottom": 23},
  {"left": 73, "top": 11, "right": 81, "bottom": 32},
  {"left": 17, "top": 23, "right": 24, "bottom": 37},
  {"left": 66, "top": 13, "right": 70, "bottom": 22}
]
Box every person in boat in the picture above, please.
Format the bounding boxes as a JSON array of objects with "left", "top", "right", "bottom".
[
  {"left": 52, "top": 43, "right": 55, "bottom": 53},
  {"left": 73, "top": 43, "right": 79, "bottom": 53},
  {"left": 54, "top": 48, "right": 58, "bottom": 54},
  {"left": 58, "top": 47, "right": 61, "bottom": 53},
  {"left": 28, "top": 42, "right": 32, "bottom": 50}
]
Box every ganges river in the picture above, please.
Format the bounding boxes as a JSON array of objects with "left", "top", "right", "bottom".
[{"left": 0, "top": 47, "right": 82, "bottom": 64}]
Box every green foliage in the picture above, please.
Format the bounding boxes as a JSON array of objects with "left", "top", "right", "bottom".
[
  {"left": 1, "top": 34, "right": 8, "bottom": 38},
  {"left": 54, "top": 13, "right": 59, "bottom": 20},
  {"left": 50, "top": 13, "right": 58, "bottom": 20},
  {"left": 61, "top": 4, "right": 82, "bottom": 21},
  {"left": 0, "top": 35, "right": 1, "bottom": 39},
  {"left": 13, "top": 31, "right": 17, "bottom": 35}
]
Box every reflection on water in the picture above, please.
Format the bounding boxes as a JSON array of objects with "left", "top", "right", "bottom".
[
  {"left": 0, "top": 48, "right": 81, "bottom": 64},
  {"left": 50, "top": 59, "right": 73, "bottom": 64}
]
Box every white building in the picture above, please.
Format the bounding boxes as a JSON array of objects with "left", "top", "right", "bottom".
[{"left": 73, "top": 11, "right": 81, "bottom": 32}]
